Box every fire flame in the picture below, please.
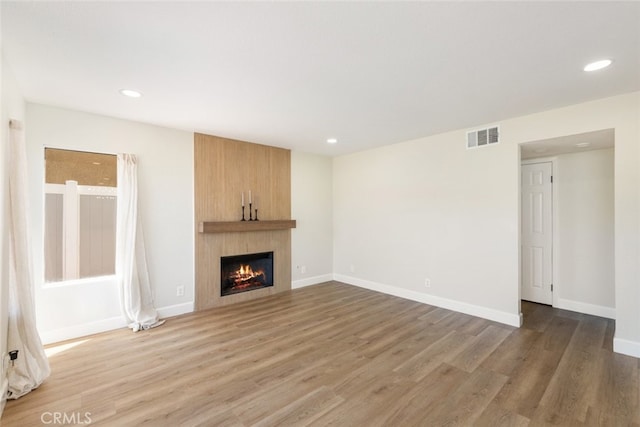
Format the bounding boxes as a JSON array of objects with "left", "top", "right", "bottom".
[{"left": 231, "top": 264, "right": 266, "bottom": 287}]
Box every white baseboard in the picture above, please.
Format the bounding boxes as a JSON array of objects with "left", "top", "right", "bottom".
[
  {"left": 40, "top": 316, "right": 127, "bottom": 345},
  {"left": 334, "top": 274, "right": 521, "bottom": 327},
  {"left": 292, "top": 274, "right": 334, "bottom": 289},
  {"left": 556, "top": 298, "right": 615, "bottom": 319},
  {"left": 613, "top": 337, "right": 640, "bottom": 358},
  {"left": 157, "top": 302, "right": 194, "bottom": 319},
  {"left": 40, "top": 302, "right": 195, "bottom": 345}
]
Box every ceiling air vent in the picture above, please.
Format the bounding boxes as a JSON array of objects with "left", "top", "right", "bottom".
[{"left": 467, "top": 126, "right": 500, "bottom": 149}]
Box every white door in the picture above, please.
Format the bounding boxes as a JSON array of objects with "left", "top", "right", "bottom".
[{"left": 521, "top": 162, "right": 553, "bottom": 305}]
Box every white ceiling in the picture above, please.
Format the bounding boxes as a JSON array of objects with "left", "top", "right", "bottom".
[
  {"left": 2, "top": 1, "right": 639, "bottom": 156},
  {"left": 520, "top": 128, "right": 615, "bottom": 160}
]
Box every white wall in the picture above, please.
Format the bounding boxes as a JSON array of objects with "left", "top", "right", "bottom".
[
  {"left": 333, "top": 122, "right": 521, "bottom": 326},
  {"left": 333, "top": 92, "right": 640, "bottom": 357},
  {"left": 506, "top": 93, "right": 639, "bottom": 358},
  {"left": 291, "top": 151, "right": 333, "bottom": 288},
  {"left": 26, "top": 104, "right": 194, "bottom": 343},
  {"left": 555, "top": 148, "right": 615, "bottom": 317}
]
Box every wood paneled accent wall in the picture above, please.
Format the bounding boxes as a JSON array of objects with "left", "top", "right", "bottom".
[{"left": 194, "top": 133, "right": 292, "bottom": 310}]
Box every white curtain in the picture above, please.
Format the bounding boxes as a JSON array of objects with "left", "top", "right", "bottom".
[
  {"left": 116, "top": 153, "right": 163, "bottom": 332},
  {"left": 7, "top": 119, "right": 50, "bottom": 399}
]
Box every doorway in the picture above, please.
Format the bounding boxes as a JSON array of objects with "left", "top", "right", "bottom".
[{"left": 519, "top": 129, "right": 615, "bottom": 318}]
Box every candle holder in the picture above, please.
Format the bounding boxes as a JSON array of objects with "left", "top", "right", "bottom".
[
  {"left": 255, "top": 209, "right": 259, "bottom": 221},
  {"left": 241, "top": 206, "right": 246, "bottom": 221},
  {"left": 249, "top": 203, "right": 253, "bottom": 221}
]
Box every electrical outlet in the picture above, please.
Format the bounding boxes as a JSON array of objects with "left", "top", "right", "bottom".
[
  {"left": 349, "top": 264, "right": 355, "bottom": 273},
  {"left": 176, "top": 285, "right": 185, "bottom": 297},
  {"left": 300, "top": 265, "right": 307, "bottom": 274},
  {"left": 424, "top": 278, "right": 431, "bottom": 288}
]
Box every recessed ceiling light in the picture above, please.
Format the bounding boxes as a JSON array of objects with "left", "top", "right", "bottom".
[
  {"left": 120, "top": 89, "right": 142, "bottom": 98},
  {"left": 575, "top": 142, "right": 591, "bottom": 148},
  {"left": 326, "top": 138, "right": 338, "bottom": 144},
  {"left": 583, "top": 59, "right": 612, "bottom": 72}
]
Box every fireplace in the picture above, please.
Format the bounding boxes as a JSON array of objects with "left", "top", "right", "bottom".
[{"left": 220, "top": 252, "right": 274, "bottom": 296}]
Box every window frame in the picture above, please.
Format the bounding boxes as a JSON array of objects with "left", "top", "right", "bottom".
[{"left": 43, "top": 180, "right": 117, "bottom": 286}]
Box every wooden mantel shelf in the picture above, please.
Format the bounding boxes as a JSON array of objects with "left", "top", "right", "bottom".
[{"left": 199, "top": 220, "right": 297, "bottom": 234}]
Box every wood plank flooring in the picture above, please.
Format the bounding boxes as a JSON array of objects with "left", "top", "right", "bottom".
[{"left": 2, "top": 282, "right": 638, "bottom": 426}]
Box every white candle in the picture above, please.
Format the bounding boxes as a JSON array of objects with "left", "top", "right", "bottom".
[
  {"left": 249, "top": 190, "right": 252, "bottom": 204},
  {"left": 242, "top": 192, "right": 244, "bottom": 207}
]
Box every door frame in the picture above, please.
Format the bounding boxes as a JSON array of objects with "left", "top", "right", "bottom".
[{"left": 521, "top": 156, "right": 558, "bottom": 309}]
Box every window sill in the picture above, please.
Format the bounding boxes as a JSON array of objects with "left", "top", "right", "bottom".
[{"left": 43, "top": 275, "right": 116, "bottom": 289}]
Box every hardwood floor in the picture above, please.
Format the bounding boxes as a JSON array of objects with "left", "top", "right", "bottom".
[{"left": 2, "top": 282, "right": 638, "bottom": 426}]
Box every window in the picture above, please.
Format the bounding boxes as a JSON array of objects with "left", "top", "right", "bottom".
[{"left": 44, "top": 149, "right": 117, "bottom": 283}]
